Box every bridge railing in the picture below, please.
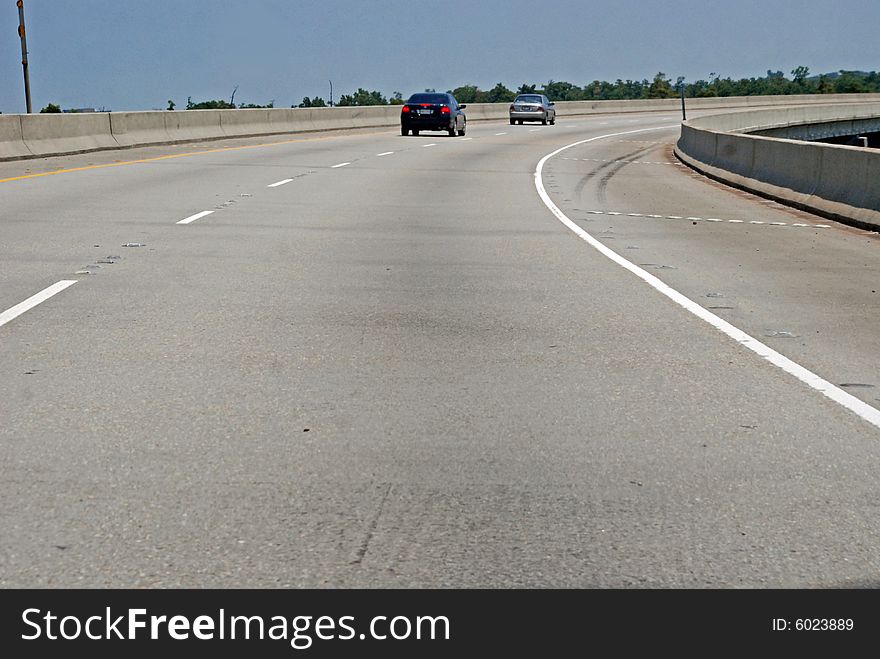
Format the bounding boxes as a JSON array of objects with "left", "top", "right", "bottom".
[{"left": 675, "top": 101, "right": 880, "bottom": 230}]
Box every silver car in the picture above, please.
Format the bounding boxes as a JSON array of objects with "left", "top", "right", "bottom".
[{"left": 509, "top": 94, "right": 556, "bottom": 125}]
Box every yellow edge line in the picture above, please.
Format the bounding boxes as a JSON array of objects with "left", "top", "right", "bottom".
[{"left": 0, "top": 131, "right": 383, "bottom": 184}]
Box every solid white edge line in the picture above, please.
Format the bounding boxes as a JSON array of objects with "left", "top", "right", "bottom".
[
  {"left": 534, "top": 125, "right": 880, "bottom": 431},
  {"left": 0, "top": 280, "right": 78, "bottom": 328},
  {"left": 177, "top": 210, "right": 214, "bottom": 225},
  {"left": 268, "top": 178, "right": 294, "bottom": 188},
  {"left": 331, "top": 162, "right": 351, "bottom": 168}
]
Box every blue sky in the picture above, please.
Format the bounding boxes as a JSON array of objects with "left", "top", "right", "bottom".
[{"left": 1, "top": 0, "right": 878, "bottom": 112}]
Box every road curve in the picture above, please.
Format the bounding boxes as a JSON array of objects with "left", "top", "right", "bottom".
[{"left": 2, "top": 111, "right": 879, "bottom": 587}]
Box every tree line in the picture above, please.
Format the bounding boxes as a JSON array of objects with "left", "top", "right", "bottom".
[
  {"left": 296, "top": 68, "right": 880, "bottom": 107},
  {"left": 27, "top": 67, "right": 880, "bottom": 114}
]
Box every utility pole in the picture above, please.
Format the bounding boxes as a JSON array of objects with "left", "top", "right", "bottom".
[
  {"left": 329, "top": 80, "right": 333, "bottom": 107},
  {"left": 17, "top": 0, "right": 32, "bottom": 113},
  {"left": 679, "top": 82, "right": 687, "bottom": 121}
]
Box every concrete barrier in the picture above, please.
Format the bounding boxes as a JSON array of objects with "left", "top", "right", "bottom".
[
  {"left": 163, "top": 109, "right": 225, "bottom": 143},
  {"left": 220, "top": 108, "right": 275, "bottom": 138},
  {"left": 460, "top": 103, "right": 507, "bottom": 122},
  {"left": 20, "top": 112, "right": 119, "bottom": 157},
  {"left": 813, "top": 143, "right": 878, "bottom": 224},
  {"left": 675, "top": 102, "right": 880, "bottom": 229},
  {"left": 0, "top": 114, "right": 30, "bottom": 160},
  {"left": 749, "top": 137, "right": 821, "bottom": 208},
  {"left": 3, "top": 94, "right": 880, "bottom": 163},
  {"left": 266, "top": 108, "right": 303, "bottom": 135},
  {"left": 313, "top": 106, "right": 399, "bottom": 131},
  {"left": 109, "top": 111, "right": 172, "bottom": 147}
]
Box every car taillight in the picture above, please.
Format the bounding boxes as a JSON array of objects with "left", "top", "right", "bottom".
[
  {"left": 402, "top": 105, "right": 410, "bottom": 113},
  {"left": 509, "top": 105, "right": 515, "bottom": 111},
  {"left": 441, "top": 105, "right": 450, "bottom": 114}
]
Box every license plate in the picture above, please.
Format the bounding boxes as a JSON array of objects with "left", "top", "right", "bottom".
[{"left": 418, "top": 109, "right": 433, "bottom": 115}]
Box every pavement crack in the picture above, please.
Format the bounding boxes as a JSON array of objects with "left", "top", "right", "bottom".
[{"left": 351, "top": 483, "right": 393, "bottom": 566}]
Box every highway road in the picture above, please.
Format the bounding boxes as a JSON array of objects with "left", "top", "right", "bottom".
[{"left": 2, "top": 110, "right": 879, "bottom": 587}]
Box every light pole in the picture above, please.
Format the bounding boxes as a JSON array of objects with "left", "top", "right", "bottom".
[
  {"left": 679, "top": 80, "right": 687, "bottom": 121},
  {"left": 329, "top": 80, "right": 333, "bottom": 107},
  {"left": 17, "top": 0, "right": 32, "bottom": 113}
]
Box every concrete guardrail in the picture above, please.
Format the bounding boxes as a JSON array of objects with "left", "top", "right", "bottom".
[
  {"left": 2, "top": 93, "right": 877, "bottom": 162},
  {"left": 0, "top": 114, "right": 30, "bottom": 159},
  {"left": 675, "top": 101, "right": 880, "bottom": 230},
  {"left": 19, "top": 112, "right": 119, "bottom": 158}
]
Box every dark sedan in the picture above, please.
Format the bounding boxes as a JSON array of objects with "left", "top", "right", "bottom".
[{"left": 401, "top": 93, "right": 467, "bottom": 136}]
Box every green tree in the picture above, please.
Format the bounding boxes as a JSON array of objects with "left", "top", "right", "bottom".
[
  {"left": 647, "top": 72, "right": 675, "bottom": 98},
  {"left": 297, "top": 96, "right": 327, "bottom": 108},
  {"left": 186, "top": 97, "right": 235, "bottom": 110},
  {"left": 167, "top": 99, "right": 176, "bottom": 111},
  {"left": 584, "top": 80, "right": 608, "bottom": 99},
  {"left": 791, "top": 66, "right": 810, "bottom": 86},
  {"left": 690, "top": 80, "right": 717, "bottom": 97},
  {"left": 389, "top": 92, "right": 404, "bottom": 105},
  {"left": 542, "top": 80, "right": 582, "bottom": 101},
  {"left": 450, "top": 85, "right": 480, "bottom": 103},
  {"left": 816, "top": 75, "right": 834, "bottom": 94},
  {"left": 835, "top": 71, "right": 867, "bottom": 93},
  {"left": 612, "top": 79, "right": 647, "bottom": 99},
  {"left": 337, "top": 88, "right": 387, "bottom": 106},
  {"left": 517, "top": 83, "right": 538, "bottom": 95},
  {"left": 40, "top": 103, "right": 62, "bottom": 113},
  {"left": 484, "top": 82, "right": 515, "bottom": 103}
]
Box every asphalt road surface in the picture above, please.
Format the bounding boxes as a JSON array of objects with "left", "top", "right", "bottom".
[{"left": 2, "top": 110, "right": 879, "bottom": 587}]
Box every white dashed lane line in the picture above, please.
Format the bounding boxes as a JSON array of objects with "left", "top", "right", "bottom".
[
  {"left": 579, "top": 209, "right": 831, "bottom": 229},
  {"left": 265, "top": 128, "right": 521, "bottom": 186},
  {"left": 0, "top": 280, "right": 77, "bottom": 328},
  {"left": 177, "top": 210, "right": 214, "bottom": 225}
]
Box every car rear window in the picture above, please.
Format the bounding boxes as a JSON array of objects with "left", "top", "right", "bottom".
[
  {"left": 516, "top": 95, "right": 543, "bottom": 103},
  {"left": 407, "top": 93, "right": 449, "bottom": 104}
]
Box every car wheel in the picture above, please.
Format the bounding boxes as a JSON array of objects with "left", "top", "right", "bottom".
[
  {"left": 457, "top": 123, "right": 466, "bottom": 137},
  {"left": 509, "top": 118, "right": 515, "bottom": 125},
  {"left": 401, "top": 126, "right": 409, "bottom": 136},
  {"left": 541, "top": 114, "right": 548, "bottom": 125},
  {"left": 412, "top": 129, "right": 419, "bottom": 136},
  {"left": 550, "top": 116, "right": 555, "bottom": 125}
]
